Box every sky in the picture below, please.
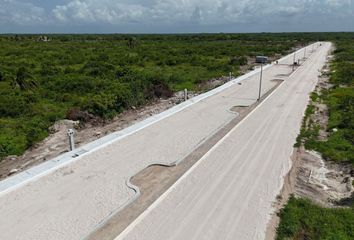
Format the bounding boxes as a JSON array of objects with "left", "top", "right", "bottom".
[{"left": 0, "top": 0, "right": 353, "bottom": 33}]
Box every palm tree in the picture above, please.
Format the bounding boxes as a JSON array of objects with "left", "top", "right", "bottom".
[{"left": 14, "top": 67, "right": 37, "bottom": 90}]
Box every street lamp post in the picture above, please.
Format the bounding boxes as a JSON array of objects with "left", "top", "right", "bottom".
[
  {"left": 256, "top": 56, "right": 267, "bottom": 101},
  {"left": 258, "top": 62, "right": 263, "bottom": 101}
]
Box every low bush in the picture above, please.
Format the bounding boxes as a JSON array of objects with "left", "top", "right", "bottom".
[{"left": 277, "top": 196, "right": 354, "bottom": 240}]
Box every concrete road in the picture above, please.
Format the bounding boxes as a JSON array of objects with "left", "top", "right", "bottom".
[
  {"left": 116, "top": 43, "right": 331, "bottom": 240},
  {"left": 0, "top": 44, "right": 318, "bottom": 240}
]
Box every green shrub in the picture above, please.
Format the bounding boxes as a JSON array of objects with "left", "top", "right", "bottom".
[
  {"left": 277, "top": 196, "right": 354, "bottom": 240},
  {"left": 0, "top": 134, "right": 27, "bottom": 159}
]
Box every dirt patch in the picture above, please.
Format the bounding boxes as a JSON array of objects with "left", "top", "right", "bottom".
[
  {"left": 266, "top": 147, "right": 354, "bottom": 240},
  {"left": 197, "top": 76, "right": 231, "bottom": 91},
  {"left": 295, "top": 148, "right": 353, "bottom": 206}
]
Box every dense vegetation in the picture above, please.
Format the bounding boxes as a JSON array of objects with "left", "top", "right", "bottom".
[
  {"left": 0, "top": 33, "right": 317, "bottom": 159},
  {"left": 295, "top": 38, "right": 354, "bottom": 164},
  {"left": 277, "top": 196, "right": 354, "bottom": 240}
]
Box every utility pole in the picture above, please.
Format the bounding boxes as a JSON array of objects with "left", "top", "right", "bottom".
[
  {"left": 292, "top": 52, "right": 296, "bottom": 71},
  {"left": 258, "top": 62, "right": 263, "bottom": 101},
  {"left": 304, "top": 47, "right": 306, "bottom": 60}
]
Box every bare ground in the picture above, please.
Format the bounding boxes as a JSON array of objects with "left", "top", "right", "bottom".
[
  {"left": 266, "top": 146, "right": 354, "bottom": 240},
  {"left": 294, "top": 148, "right": 353, "bottom": 206}
]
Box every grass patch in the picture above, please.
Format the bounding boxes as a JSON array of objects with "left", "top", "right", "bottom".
[{"left": 277, "top": 196, "right": 354, "bottom": 240}]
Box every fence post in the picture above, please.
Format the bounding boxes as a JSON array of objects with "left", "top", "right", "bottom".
[{"left": 67, "top": 129, "right": 75, "bottom": 151}]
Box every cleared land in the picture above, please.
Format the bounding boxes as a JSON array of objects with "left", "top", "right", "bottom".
[
  {"left": 115, "top": 43, "right": 331, "bottom": 240},
  {"left": 0, "top": 45, "right": 311, "bottom": 239}
]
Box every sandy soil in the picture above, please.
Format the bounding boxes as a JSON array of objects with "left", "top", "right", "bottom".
[
  {"left": 295, "top": 149, "right": 353, "bottom": 206},
  {"left": 265, "top": 146, "right": 354, "bottom": 240}
]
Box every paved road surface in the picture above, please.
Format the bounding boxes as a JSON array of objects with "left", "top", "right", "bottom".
[
  {"left": 116, "top": 42, "right": 331, "bottom": 240},
  {"left": 0, "top": 44, "right": 319, "bottom": 240}
]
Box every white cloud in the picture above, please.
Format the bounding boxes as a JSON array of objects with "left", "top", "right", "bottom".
[
  {"left": 53, "top": 1, "right": 96, "bottom": 22},
  {"left": 326, "top": 0, "right": 351, "bottom": 7},
  {"left": 0, "top": 0, "right": 46, "bottom": 25},
  {"left": 51, "top": 0, "right": 354, "bottom": 25},
  {"left": 53, "top": 0, "right": 148, "bottom": 24},
  {"left": 1, "top": 0, "right": 353, "bottom": 31}
]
